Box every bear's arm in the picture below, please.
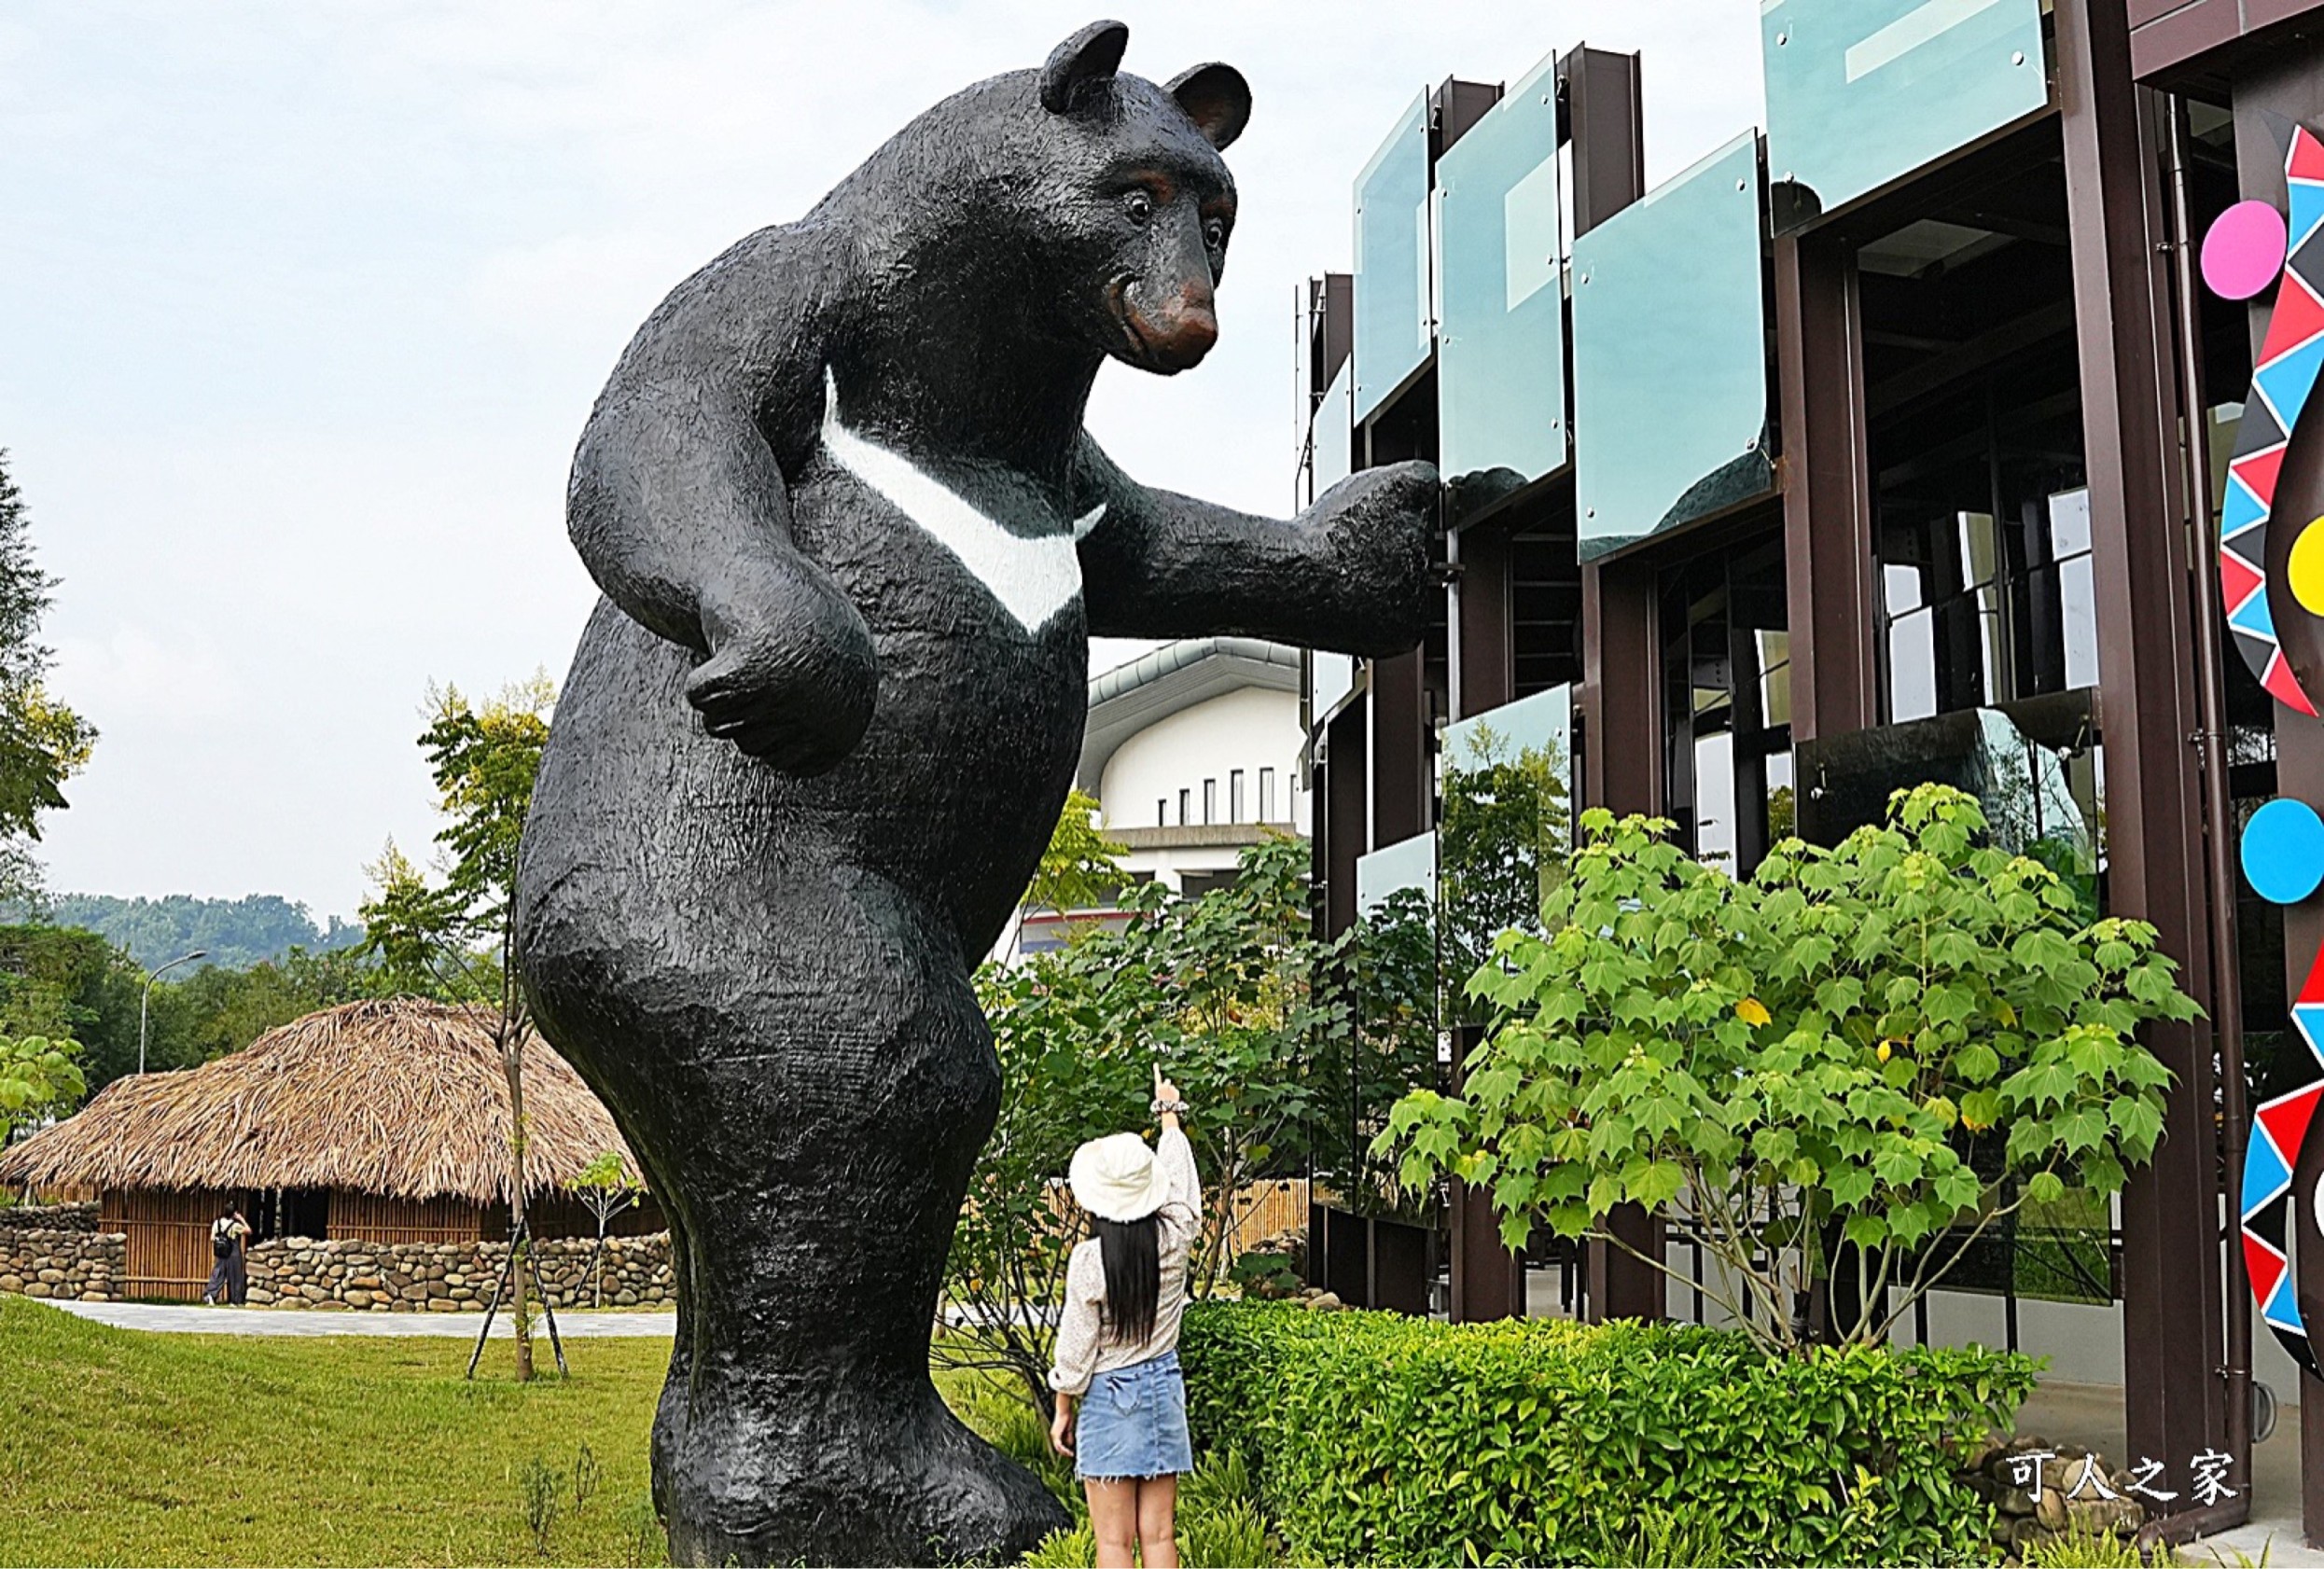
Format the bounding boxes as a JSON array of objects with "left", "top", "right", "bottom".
[
  {"left": 567, "top": 376, "right": 877, "bottom": 772},
  {"left": 1071, "top": 434, "right": 1433, "bottom": 658}
]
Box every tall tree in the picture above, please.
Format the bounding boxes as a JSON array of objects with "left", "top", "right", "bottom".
[
  {"left": 358, "top": 673, "right": 553, "bottom": 1378},
  {"left": 0, "top": 454, "right": 95, "bottom": 902}
]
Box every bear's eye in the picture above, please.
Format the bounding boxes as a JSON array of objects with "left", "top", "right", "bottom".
[
  {"left": 1204, "top": 217, "right": 1227, "bottom": 251},
  {"left": 1121, "top": 190, "right": 1155, "bottom": 225}
]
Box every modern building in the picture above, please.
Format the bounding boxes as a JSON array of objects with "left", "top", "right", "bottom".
[
  {"left": 1012, "top": 637, "right": 1307, "bottom": 956},
  {"left": 1298, "top": 0, "right": 2324, "bottom": 1543},
  {"left": 0, "top": 998, "right": 652, "bottom": 1299}
]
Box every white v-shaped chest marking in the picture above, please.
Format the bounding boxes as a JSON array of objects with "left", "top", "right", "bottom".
[{"left": 819, "top": 368, "right": 1104, "bottom": 635}]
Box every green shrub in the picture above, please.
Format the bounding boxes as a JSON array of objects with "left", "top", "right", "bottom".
[
  {"left": 1179, "top": 1300, "right": 2038, "bottom": 1568},
  {"left": 2018, "top": 1527, "right": 2161, "bottom": 1568},
  {"left": 1021, "top": 1523, "right": 1094, "bottom": 1567}
]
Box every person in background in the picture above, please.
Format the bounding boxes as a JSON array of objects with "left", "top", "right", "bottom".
[
  {"left": 1049, "top": 1066, "right": 1201, "bottom": 1569},
  {"left": 202, "top": 1202, "right": 249, "bottom": 1306}
]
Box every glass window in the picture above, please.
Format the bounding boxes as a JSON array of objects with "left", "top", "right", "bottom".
[
  {"left": 1178, "top": 788, "right": 1190, "bottom": 826},
  {"left": 1796, "top": 693, "right": 2103, "bottom": 917},
  {"left": 1203, "top": 778, "right": 1218, "bottom": 826},
  {"left": 1311, "top": 652, "right": 1356, "bottom": 721},
  {"left": 1661, "top": 536, "right": 1791, "bottom": 874},
  {"left": 1435, "top": 50, "right": 1566, "bottom": 506},
  {"left": 1880, "top": 487, "right": 2099, "bottom": 721},
  {"left": 1230, "top": 770, "right": 1246, "bottom": 824},
  {"left": 1259, "top": 767, "right": 1277, "bottom": 823},
  {"left": 1356, "top": 831, "right": 1437, "bottom": 916},
  {"left": 1762, "top": 0, "right": 2049, "bottom": 227},
  {"left": 1440, "top": 686, "right": 1574, "bottom": 1021},
  {"left": 1573, "top": 133, "right": 1774, "bottom": 561},
  {"left": 1157, "top": 798, "right": 1167, "bottom": 828},
  {"left": 1353, "top": 91, "right": 1433, "bottom": 423},
  {"left": 1311, "top": 360, "right": 1354, "bottom": 501}
]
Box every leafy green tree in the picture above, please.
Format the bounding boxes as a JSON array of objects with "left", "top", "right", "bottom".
[
  {"left": 170, "top": 947, "right": 383, "bottom": 1062},
  {"left": 567, "top": 1150, "right": 643, "bottom": 1309},
  {"left": 942, "top": 837, "right": 1436, "bottom": 1409},
  {"left": 1024, "top": 788, "right": 1129, "bottom": 915},
  {"left": 30, "top": 893, "right": 365, "bottom": 972},
  {"left": 1381, "top": 784, "right": 2192, "bottom": 1354},
  {"left": 359, "top": 673, "right": 553, "bottom": 1378},
  {"left": 0, "top": 1033, "right": 83, "bottom": 1155},
  {"left": 0, "top": 924, "right": 148, "bottom": 1089},
  {"left": 0, "top": 454, "right": 95, "bottom": 903}
]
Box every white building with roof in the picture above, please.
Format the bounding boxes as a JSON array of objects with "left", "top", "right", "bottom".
[{"left": 1011, "top": 638, "right": 1309, "bottom": 957}]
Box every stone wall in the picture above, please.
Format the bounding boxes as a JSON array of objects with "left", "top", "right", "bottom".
[
  {"left": 0, "top": 1225, "right": 121, "bottom": 1300},
  {"left": 0, "top": 1201, "right": 99, "bottom": 1234},
  {"left": 245, "top": 1234, "right": 675, "bottom": 1312}
]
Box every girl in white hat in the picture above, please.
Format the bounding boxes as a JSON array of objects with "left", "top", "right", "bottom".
[{"left": 1048, "top": 1065, "right": 1203, "bottom": 1568}]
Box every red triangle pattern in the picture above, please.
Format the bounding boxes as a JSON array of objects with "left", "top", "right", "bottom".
[
  {"left": 2262, "top": 268, "right": 2324, "bottom": 364},
  {"left": 2297, "top": 943, "right": 2324, "bottom": 1007},
  {"left": 2261, "top": 1084, "right": 2324, "bottom": 1172},
  {"left": 2293, "top": 128, "right": 2324, "bottom": 183},
  {"left": 2249, "top": 1228, "right": 2290, "bottom": 1302},
  {"left": 2234, "top": 445, "right": 2288, "bottom": 507},
  {"left": 2248, "top": 1230, "right": 2289, "bottom": 1308},
  {"left": 2224, "top": 548, "right": 2265, "bottom": 608},
  {"left": 2267, "top": 651, "right": 2319, "bottom": 715}
]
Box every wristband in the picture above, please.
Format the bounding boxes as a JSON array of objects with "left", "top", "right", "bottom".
[{"left": 1151, "top": 1097, "right": 1188, "bottom": 1117}]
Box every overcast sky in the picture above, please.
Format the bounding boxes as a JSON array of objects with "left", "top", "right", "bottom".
[{"left": 0, "top": 1, "right": 1764, "bottom": 920}]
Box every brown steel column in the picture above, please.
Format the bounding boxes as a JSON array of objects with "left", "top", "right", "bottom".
[
  {"left": 1562, "top": 48, "right": 1644, "bottom": 239},
  {"left": 1448, "top": 521, "right": 1525, "bottom": 1321},
  {"left": 2057, "top": 0, "right": 2229, "bottom": 1501},
  {"left": 1323, "top": 699, "right": 1369, "bottom": 940},
  {"left": 1450, "top": 523, "right": 1513, "bottom": 721},
  {"left": 1370, "top": 652, "right": 1430, "bottom": 844},
  {"left": 1579, "top": 557, "right": 1666, "bottom": 1320},
  {"left": 1774, "top": 231, "right": 1881, "bottom": 742}
]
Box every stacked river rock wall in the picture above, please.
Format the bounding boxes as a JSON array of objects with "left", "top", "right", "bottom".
[
  {"left": 244, "top": 1234, "right": 675, "bottom": 1312},
  {"left": 0, "top": 1222, "right": 121, "bottom": 1300}
]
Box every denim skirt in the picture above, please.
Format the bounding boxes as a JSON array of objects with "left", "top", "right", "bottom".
[{"left": 1076, "top": 1349, "right": 1193, "bottom": 1479}]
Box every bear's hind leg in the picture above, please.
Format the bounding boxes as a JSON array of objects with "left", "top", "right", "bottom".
[{"left": 524, "top": 869, "right": 1066, "bottom": 1566}]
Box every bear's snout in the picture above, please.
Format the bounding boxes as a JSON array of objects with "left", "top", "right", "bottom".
[{"left": 1123, "top": 279, "right": 1218, "bottom": 372}]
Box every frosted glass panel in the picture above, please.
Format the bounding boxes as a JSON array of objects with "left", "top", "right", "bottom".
[
  {"left": 1356, "top": 831, "right": 1436, "bottom": 916},
  {"left": 1353, "top": 92, "right": 1432, "bottom": 423},
  {"left": 1763, "top": 0, "right": 2049, "bottom": 224},
  {"left": 1436, "top": 51, "right": 1566, "bottom": 511},
  {"left": 1440, "top": 686, "right": 1570, "bottom": 787},
  {"left": 1311, "top": 651, "right": 1355, "bottom": 721},
  {"left": 1311, "top": 360, "right": 1353, "bottom": 500},
  {"left": 1440, "top": 687, "right": 1573, "bottom": 1020},
  {"left": 1573, "top": 133, "right": 1773, "bottom": 562}
]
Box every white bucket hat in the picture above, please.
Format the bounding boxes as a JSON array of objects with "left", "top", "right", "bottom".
[{"left": 1067, "top": 1132, "right": 1172, "bottom": 1223}]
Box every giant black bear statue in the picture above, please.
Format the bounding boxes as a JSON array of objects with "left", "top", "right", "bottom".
[{"left": 513, "top": 21, "right": 1435, "bottom": 1566}]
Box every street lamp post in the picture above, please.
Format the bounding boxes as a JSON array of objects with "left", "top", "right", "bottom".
[{"left": 138, "top": 950, "right": 208, "bottom": 1075}]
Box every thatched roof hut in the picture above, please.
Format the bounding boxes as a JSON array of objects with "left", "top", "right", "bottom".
[{"left": 0, "top": 998, "right": 654, "bottom": 1299}]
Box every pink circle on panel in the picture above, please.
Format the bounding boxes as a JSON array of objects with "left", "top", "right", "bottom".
[{"left": 2205, "top": 200, "right": 2290, "bottom": 300}]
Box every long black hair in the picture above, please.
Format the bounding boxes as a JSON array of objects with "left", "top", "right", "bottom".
[{"left": 1093, "top": 1213, "right": 1162, "bottom": 1345}]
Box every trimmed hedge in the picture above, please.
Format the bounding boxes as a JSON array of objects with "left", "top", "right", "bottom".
[{"left": 1179, "top": 1301, "right": 2039, "bottom": 1567}]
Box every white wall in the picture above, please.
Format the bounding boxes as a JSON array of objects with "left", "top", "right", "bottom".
[{"left": 1098, "top": 687, "right": 1306, "bottom": 833}]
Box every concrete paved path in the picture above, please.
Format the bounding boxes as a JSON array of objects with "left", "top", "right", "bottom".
[{"left": 35, "top": 1298, "right": 675, "bottom": 1338}]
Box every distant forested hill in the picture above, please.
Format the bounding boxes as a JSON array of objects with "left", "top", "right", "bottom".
[{"left": 33, "top": 894, "right": 365, "bottom": 972}]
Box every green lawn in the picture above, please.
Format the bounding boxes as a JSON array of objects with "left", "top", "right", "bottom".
[{"left": 0, "top": 1297, "right": 671, "bottom": 1567}]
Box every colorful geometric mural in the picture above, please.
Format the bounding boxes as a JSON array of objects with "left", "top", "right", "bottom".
[
  {"left": 2239, "top": 949, "right": 2324, "bottom": 1375},
  {"left": 2219, "top": 127, "right": 2324, "bottom": 716},
  {"left": 2213, "top": 125, "right": 2324, "bottom": 1377}
]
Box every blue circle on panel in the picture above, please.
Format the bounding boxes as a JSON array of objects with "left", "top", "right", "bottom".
[{"left": 2244, "top": 798, "right": 2324, "bottom": 905}]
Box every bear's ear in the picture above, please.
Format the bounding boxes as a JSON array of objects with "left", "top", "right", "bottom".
[
  {"left": 1040, "top": 21, "right": 1130, "bottom": 115},
  {"left": 1165, "top": 62, "right": 1251, "bottom": 150}
]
